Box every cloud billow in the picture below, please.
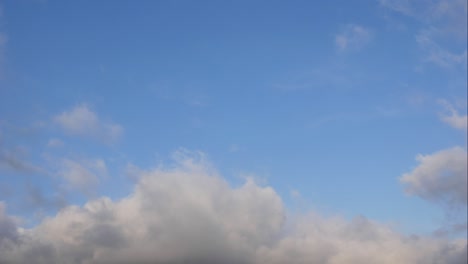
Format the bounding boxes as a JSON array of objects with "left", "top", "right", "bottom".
[
  {"left": 0, "top": 154, "right": 466, "bottom": 264},
  {"left": 400, "top": 146, "right": 467, "bottom": 208}
]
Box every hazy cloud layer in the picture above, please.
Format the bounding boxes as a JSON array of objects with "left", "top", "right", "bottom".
[
  {"left": 54, "top": 104, "right": 123, "bottom": 143},
  {"left": 400, "top": 146, "right": 467, "bottom": 207},
  {"left": 0, "top": 154, "right": 466, "bottom": 264}
]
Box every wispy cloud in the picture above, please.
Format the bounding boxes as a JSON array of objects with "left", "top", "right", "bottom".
[
  {"left": 54, "top": 104, "right": 123, "bottom": 144},
  {"left": 379, "top": 0, "right": 413, "bottom": 16},
  {"left": 0, "top": 152, "right": 466, "bottom": 264},
  {"left": 0, "top": 146, "right": 42, "bottom": 174},
  {"left": 381, "top": 0, "right": 467, "bottom": 68},
  {"left": 46, "top": 138, "right": 64, "bottom": 148},
  {"left": 335, "top": 24, "right": 372, "bottom": 52},
  {"left": 57, "top": 158, "right": 107, "bottom": 196},
  {"left": 380, "top": 0, "right": 467, "bottom": 29},
  {"left": 439, "top": 99, "right": 467, "bottom": 131},
  {"left": 416, "top": 29, "right": 467, "bottom": 68}
]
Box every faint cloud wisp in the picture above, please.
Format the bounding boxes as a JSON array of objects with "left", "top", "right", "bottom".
[
  {"left": 54, "top": 104, "right": 123, "bottom": 144},
  {"left": 335, "top": 24, "right": 372, "bottom": 52}
]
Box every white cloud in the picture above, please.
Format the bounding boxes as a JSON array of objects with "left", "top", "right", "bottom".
[
  {"left": 0, "top": 153, "right": 466, "bottom": 264},
  {"left": 400, "top": 147, "right": 467, "bottom": 207},
  {"left": 54, "top": 104, "right": 123, "bottom": 143},
  {"left": 335, "top": 24, "right": 371, "bottom": 52},
  {"left": 439, "top": 99, "right": 467, "bottom": 131},
  {"left": 256, "top": 214, "right": 466, "bottom": 264}
]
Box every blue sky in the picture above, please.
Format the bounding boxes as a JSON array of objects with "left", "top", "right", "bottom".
[{"left": 0, "top": 1, "right": 467, "bottom": 263}]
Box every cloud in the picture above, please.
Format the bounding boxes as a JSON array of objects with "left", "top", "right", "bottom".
[
  {"left": 429, "top": 0, "right": 467, "bottom": 39},
  {"left": 380, "top": 0, "right": 467, "bottom": 68},
  {"left": 379, "top": 0, "right": 413, "bottom": 16},
  {"left": 46, "top": 139, "right": 64, "bottom": 148},
  {"left": 439, "top": 100, "right": 467, "bottom": 131},
  {"left": 380, "top": 0, "right": 467, "bottom": 27},
  {"left": 23, "top": 185, "right": 67, "bottom": 213},
  {"left": 416, "top": 29, "right": 467, "bottom": 68},
  {"left": 0, "top": 153, "right": 466, "bottom": 264},
  {"left": 335, "top": 24, "right": 371, "bottom": 52},
  {"left": 400, "top": 147, "right": 467, "bottom": 208},
  {"left": 0, "top": 146, "right": 42, "bottom": 174},
  {"left": 54, "top": 104, "right": 123, "bottom": 144},
  {"left": 0, "top": 202, "right": 19, "bottom": 244},
  {"left": 256, "top": 215, "right": 467, "bottom": 264},
  {"left": 57, "top": 158, "right": 108, "bottom": 195}
]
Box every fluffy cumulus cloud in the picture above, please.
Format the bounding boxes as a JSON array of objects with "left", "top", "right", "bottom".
[
  {"left": 0, "top": 154, "right": 466, "bottom": 264},
  {"left": 335, "top": 24, "right": 371, "bottom": 52},
  {"left": 400, "top": 146, "right": 467, "bottom": 207},
  {"left": 54, "top": 104, "right": 123, "bottom": 143}
]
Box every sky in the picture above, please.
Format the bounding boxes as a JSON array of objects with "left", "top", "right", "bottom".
[{"left": 0, "top": 0, "right": 467, "bottom": 263}]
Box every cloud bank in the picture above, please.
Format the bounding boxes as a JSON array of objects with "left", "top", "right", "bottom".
[{"left": 0, "top": 153, "right": 466, "bottom": 264}]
